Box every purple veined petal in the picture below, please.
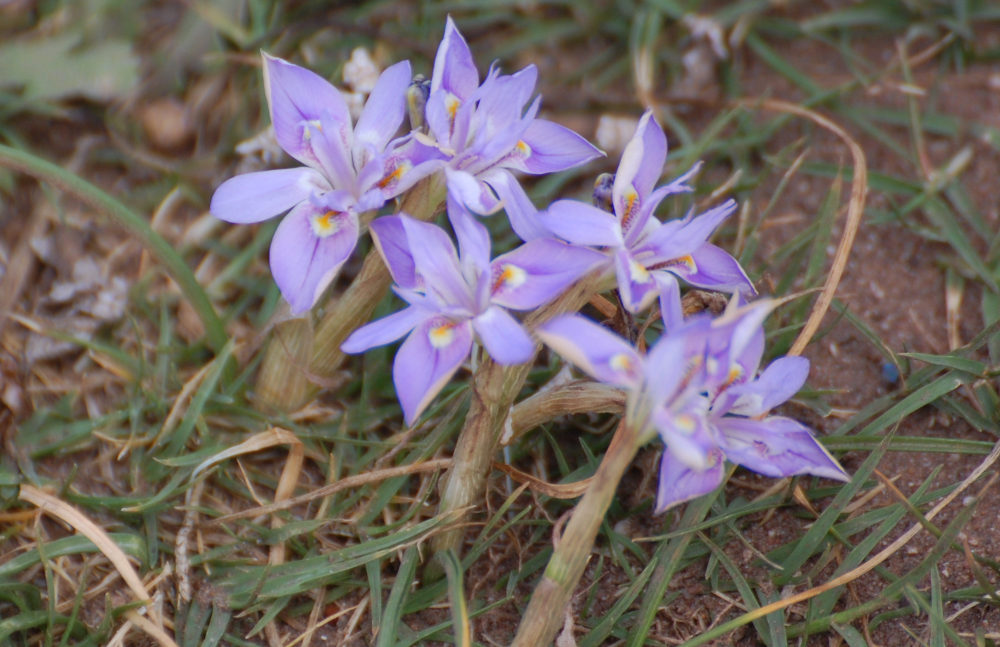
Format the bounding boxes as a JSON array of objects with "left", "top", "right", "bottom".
[
  {"left": 394, "top": 315, "right": 474, "bottom": 425},
  {"left": 445, "top": 190, "right": 492, "bottom": 283},
  {"left": 486, "top": 171, "right": 550, "bottom": 241},
  {"left": 269, "top": 202, "right": 359, "bottom": 314},
  {"left": 399, "top": 216, "right": 473, "bottom": 310},
  {"left": 312, "top": 110, "right": 360, "bottom": 195},
  {"left": 625, "top": 162, "right": 703, "bottom": 242},
  {"left": 654, "top": 272, "right": 684, "bottom": 331},
  {"left": 490, "top": 238, "right": 605, "bottom": 310},
  {"left": 352, "top": 60, "right": 411, "bottom": 170},
  {"left": 370, "top": 215, "right": 417, "bottom": 289},
  {"left": 263, "top": 53, "right": 352, "bottom": 169},
  {"left": 614, "top": 248, "right": 659, "bottom": 314},
  {"left": 638, "top": 199, "right": 737, "bottom": 264},
  {"left": 655, "top": 447, "right": 725, "bottom": 513},
  {"left": 210, "top": 167, "right": 328, "bottom": 224},
  {"left": 726, "top": 356, "right": 811, "bottom": 417},
  {"left": 508, "top": 119, "right": 604, "bottom": 175},
  {"left": 341, "top": 305, "right": 427, "bottom": 354},
  {"left": 431, "top": 17, "right": 480, "bottom": 100},
  {"left": 361, "top": 136, "right": 448, "bottom": 200},
  {"left": 476, "top": 94, "right": 542, "bottom": 172},
  {"left": 536, "top": 314, "right": 642, "bottom": 389},
  {"left": 540, "top": 200, "right": 624, "bottom": 247},
  {"left": 613, "top": 111, "right": 667, "bottom": 233},
  {"left": 683, "top": 243, "right": 756, "bottom": 296},
  {"left": 716, "top": 416, "right": 849, "bottom": 482},
  {"left": 471, "top": 65, "right": 538, "bottom": 133},
  {"left": 472, "top": 305, "right": 535, "bottom": 365}
]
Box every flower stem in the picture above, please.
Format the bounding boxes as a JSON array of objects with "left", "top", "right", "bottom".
[
  {"left": 253, "top": 174, "right": 447, "bottom": 411},
  {"left": 511, "top": 417, "right": 641, "bottom": 647},
  {"left": 431, "top": 271, "right": 605, "bottom": 558}
]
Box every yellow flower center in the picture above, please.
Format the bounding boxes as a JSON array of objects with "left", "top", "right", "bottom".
[
  {"left": 610, "top": 352, "right": 634, "bottom": 374},
  {"left": 620, "top": 187, "right": 639, "bottom": 230},
  {"left": 310, "top": 211, "right": 341, "bottom": 238},
  {"left": 376, "top": 161, "right": 411, "bottom": 190},
  {"left": 492, "top": 264, "right": 527, "bottom": 292},
  {"left": 428, "top": 321, "right": 457, "bottom": 348}
]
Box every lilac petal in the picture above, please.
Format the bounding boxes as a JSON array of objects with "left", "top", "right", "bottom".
[
  {"left": 512, "top": 119, "right": 603, "bottom": 175},
  {"left": 490, "top": 239, "right": 604, "bottom": 310},
  {"left": 431, "top": 17, "right": 479, "bottom": 99},
  {"left": 487, "top": 171, "right": 550, "bottom": 241},
  {"left": 615, "top": 249, "right": 659, "bottom": 314},
  {"left": 473, "top": 65, "right": 538, "bottom": 133},
  {"left": 613, "top": 111, "right": 667, "bottom": 229},
  {"left": 536, "top": 315, "right": 642, "bottom": 389},
  {"left": 655, "top": 448, "right": 725, "bottom": 513},
  {"left": 312, "top": 110, "right": 360, "bottom": 194},
  {"left": 269, "top": 202, "right": 359, "bottom": 314},
  {"left": 642, "top": 329, "right": 695, "bottom": 410},
  {"left": 644, "top": 162, "right": 701, "bottom": 207},
  {"left": 445, "top": 191, "right": 492, "bottom": 281},
  {"left": 394, "top": 315, "right": 473, "bottom": 425},
  {"left": 399, "top": 217, "right": 472, "bottom": 310},
  {"left": 447, "top": 169, "right": 502, "bottom": 215},
  {"left": 353, "top": 60, "right": 411, "bottom": 169},
  {"left": 341, "top": 305, "right": 426, "bottom": 353},
  {"left": 727, "top": 356, "right": 810, "bottom": 416},
  {"left": 717, "top": 416, "right": 849, "bottom": 482},
  {"left": 424, "top": 89, "right": 457, "bottom": 149},
  {"left": 363, "top": 136, "right": 448, "bottom": 199},
  {"left": 639, "top": 200, "right": 736, "bottom": 263},
  {"left": 655, "top": 272, "right": 684, "bottom": 331},
  {"left": 684, "top": 243, "right": 755, "bottom": 296},
  {"left": 473, "top": 306, "right": 534, "bottom": 364},
  {"left": 210, "top": 168, "right": 327, "bottom": 224},
  {"left": 370, "top": 215, "right": 418, "bottom": 289},
  {"left": 655, "top": 407, "right": 718, "bottom": 470},
  {"left": 540, "top": 200, "right": 623, "bottom": 247},
  {"left": 263, "top": 53, "right": 351, "bottom": 169}
]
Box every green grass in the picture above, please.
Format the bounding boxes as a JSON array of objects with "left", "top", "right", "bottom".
[{"left": 3, "top": 1, "right": 1000, "bottom": 645}]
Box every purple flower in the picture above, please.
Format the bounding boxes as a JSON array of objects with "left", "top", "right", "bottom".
[
  {"left": 538, "top": 111, "right": 755, "bottom": 317},
  {"left": 536, "top": 301, "right": 848, "bottom": 513},
  {"left": 419, "top": 17, "right": 603, "bottom": 211},
  {"left": 341, "top": 195, "right": 604, "bottom": 425},
  {"left": 210, "top": 53, "right": 440, "bottom": 313}
]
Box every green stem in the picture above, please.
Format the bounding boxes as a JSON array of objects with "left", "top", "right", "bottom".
[
  {"left": 253, "top": 174, "right": 447, "bottom": 410},
  {"left": 512, "top": 417, "right": 641, "bottom": 647},
  {"left": 0, "top": 143, "right": 227, "bottom": 352}
]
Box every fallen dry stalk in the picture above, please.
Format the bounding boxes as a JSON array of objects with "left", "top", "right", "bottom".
[
  {"left": 733, "top": 98, "right": 868, "bottom": 357},
  {"left": 214, "top": 458, "right": 453, "bottom": 522}
]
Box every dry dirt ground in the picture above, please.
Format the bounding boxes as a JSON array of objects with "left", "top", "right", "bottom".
[{"left": 2, "top": 3, "right": 1000, "bottom": 645}]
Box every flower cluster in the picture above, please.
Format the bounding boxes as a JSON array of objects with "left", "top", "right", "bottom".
[
  {"left": 210, "top": 18, "right": 847, "bottom": 510},
  {"left": 536, "top": 301, "right": 848, "bottom": 511}
]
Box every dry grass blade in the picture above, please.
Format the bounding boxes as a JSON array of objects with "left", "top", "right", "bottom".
[
  {"left": 214, "top": 458, "right": 453, "bottom": 522},
  {"left": 18, "top": 484, "right": 179, "bottom": 647},
  {"left": 734, "top": 98, "right": 868, "bottom": 357},
  {"left": 492, "top": 462, "right": 593, "bottom": 499}
]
